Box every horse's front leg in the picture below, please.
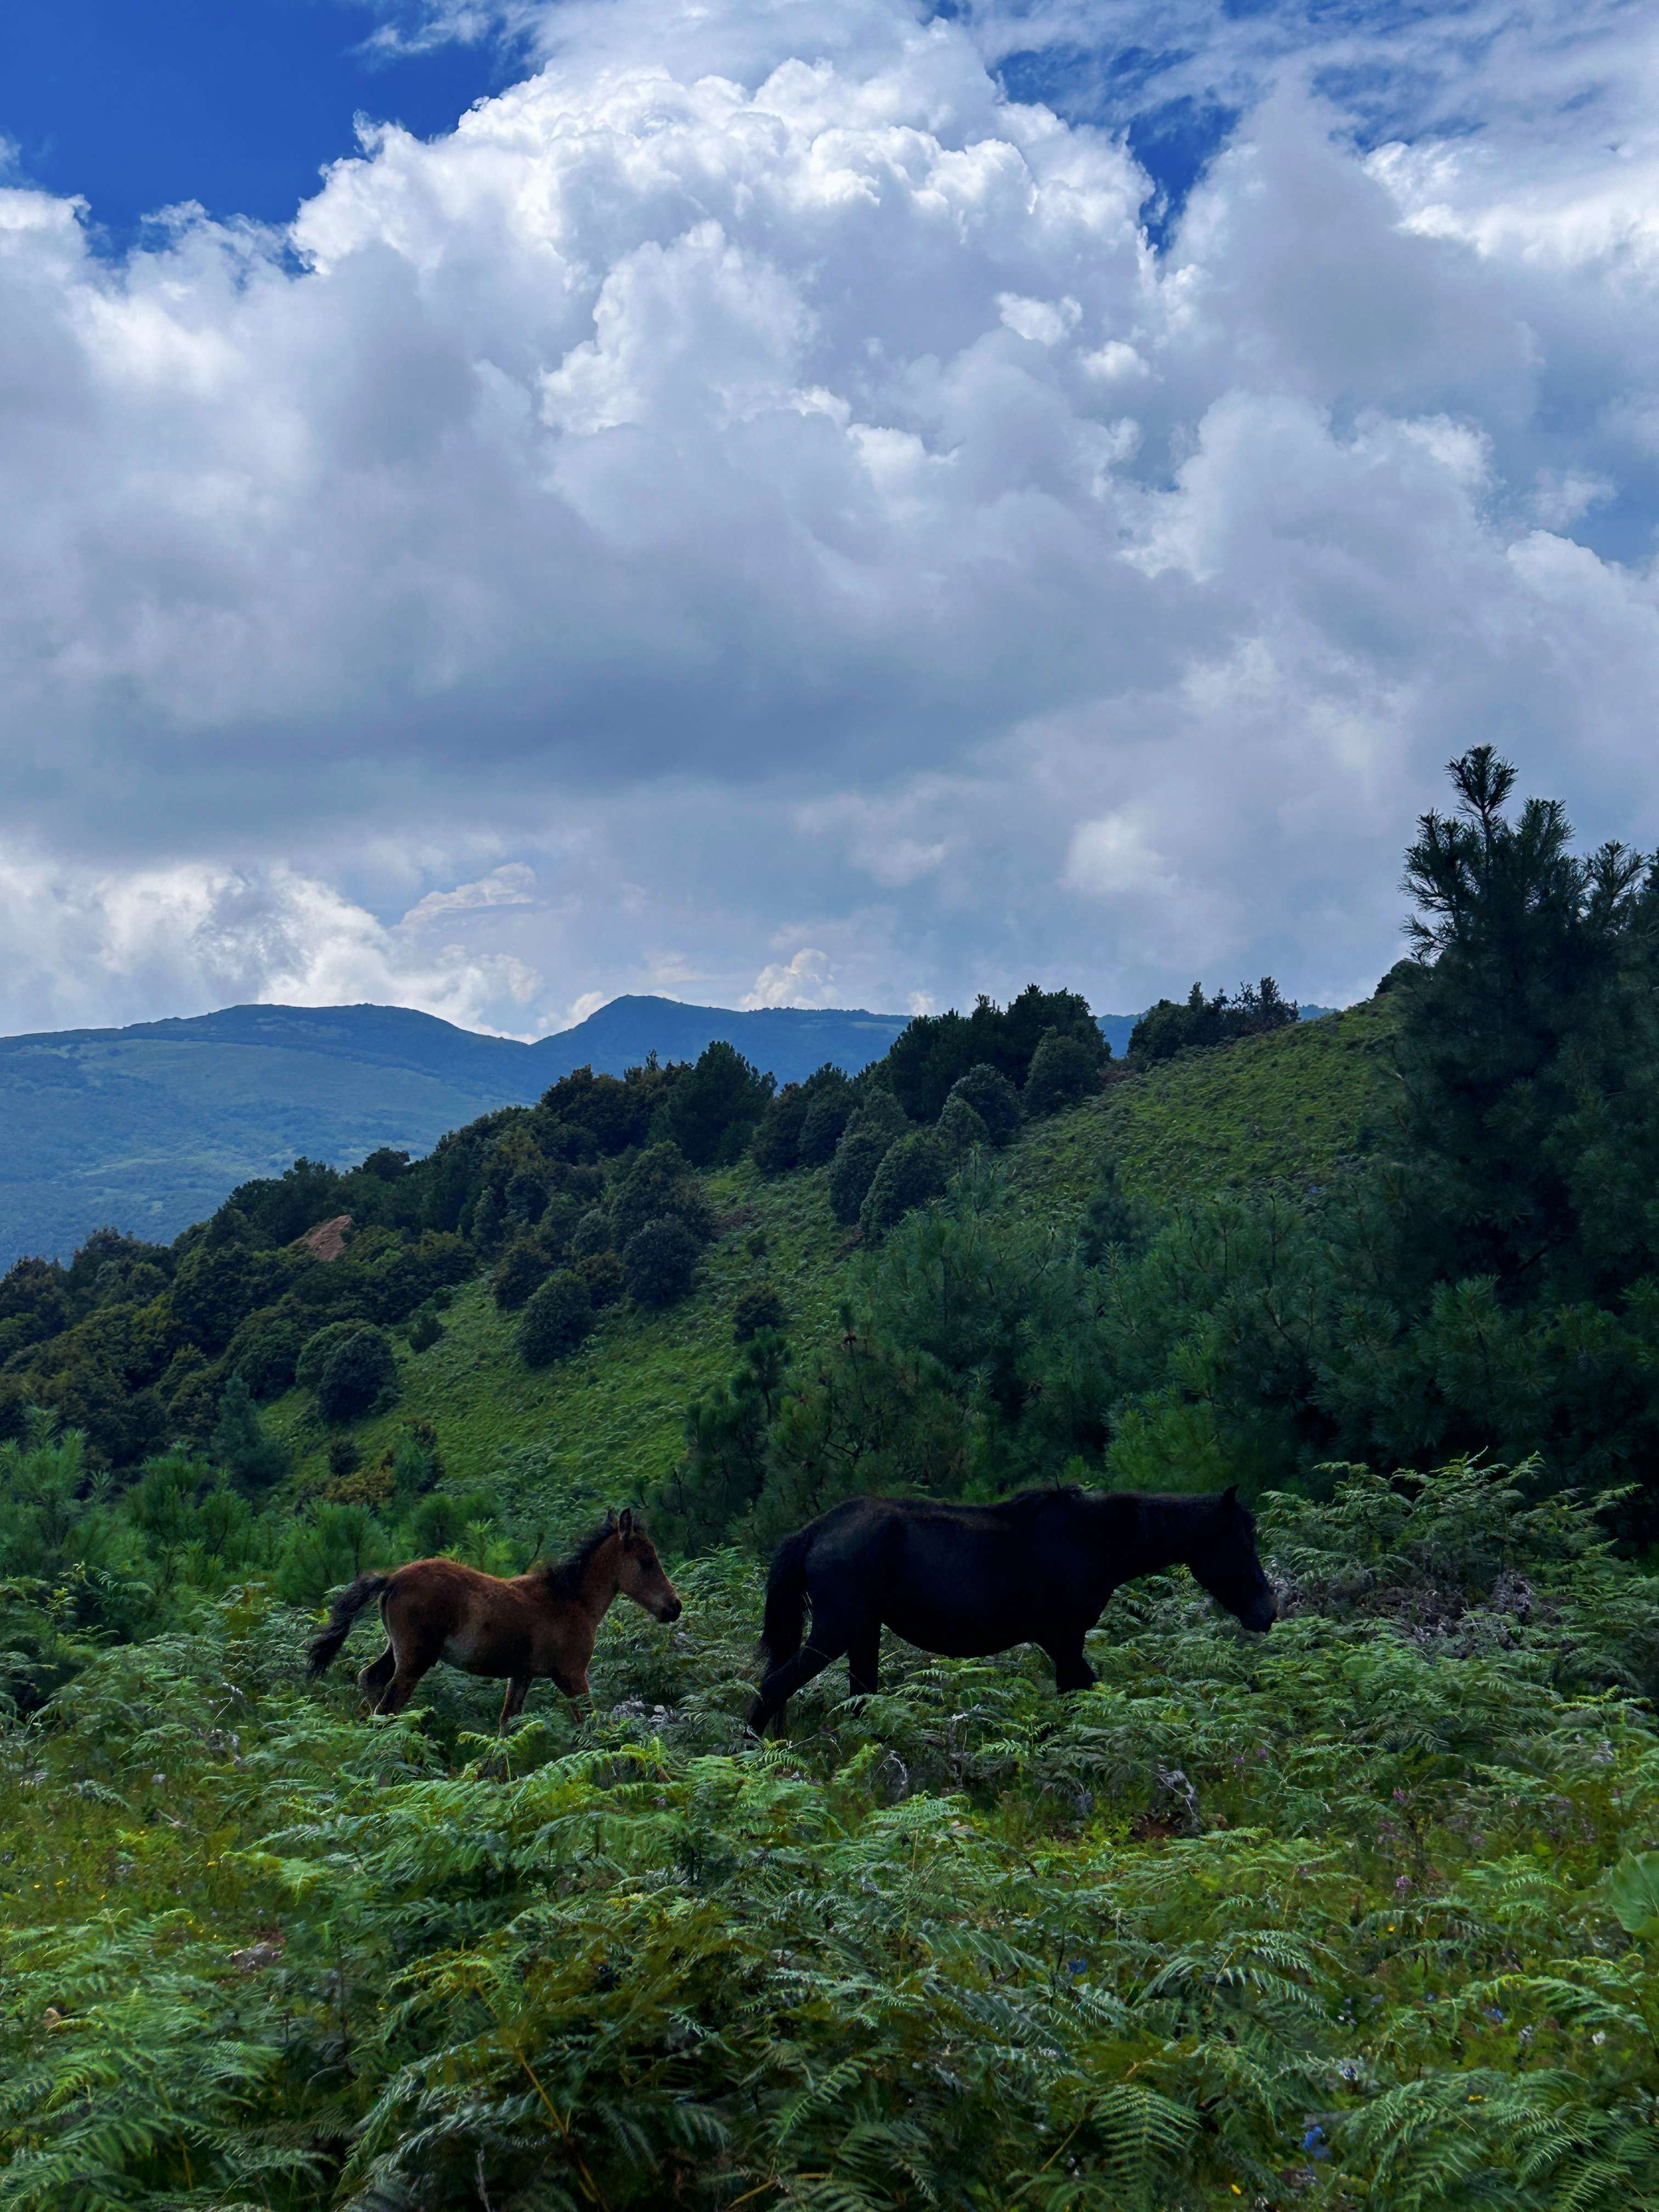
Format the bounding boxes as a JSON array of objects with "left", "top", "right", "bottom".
[{"left": 1043, "top": 1635, "right": 1096, "bottom": 1695}]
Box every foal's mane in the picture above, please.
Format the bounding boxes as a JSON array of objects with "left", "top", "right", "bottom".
[{"left": 537, "top": 1519, "right": 624, "bottom": 1598}]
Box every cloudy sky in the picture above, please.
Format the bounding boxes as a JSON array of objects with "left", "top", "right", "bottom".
[{"left": 3, "top": 0, "right": 1657, "bottom": 1037}]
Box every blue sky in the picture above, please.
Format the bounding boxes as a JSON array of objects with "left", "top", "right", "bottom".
[
  {"left": 4, "top": 1, "right": 509, "bottom": 238},
  {"left": 1, "top": 0, "right": 1657, "bottom": 1036}
]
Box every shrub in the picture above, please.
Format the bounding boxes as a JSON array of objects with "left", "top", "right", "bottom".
[
  {"left": 467, "top": 1185, "right": 506, "bottom": 1252},
  {"left": 224, "top": 1305, "right": 308, "bottom": 1398},
  {"left": 571, "top": 1206, "right": 613, "bottom": 1258},
  {"left": 945, "top": 1063, "right": 1020, "bottom": 1146},
  {"left": 574, "top": 1251, "right": 625, "bottom": 1309},
  {"left": 859, "top": 1131, "right": 950, "bottom": 1240},
  {"left": 1129, "top": 977, "right": 1297, "bottom": 1064},
  {"left": 316, "top": 1328, "right": 399, "bottom": 1424},
  {"left": 733, "top": 1281, "right": 786, "bottom": 1342},
  {"left": 622, "top": 1218, "right": 702, "bottom": 1308},
  {"left": 405, "top": 1306, "right": 444, "bottom": 1353},
  {"left": 751, "top": 1083, "right": 811, "bottom": 1176},
  {"left": 296, "top": 1319, "right": 368, "bottom": 1394},
  {"left": 517, "top": 1272, "right": 593, "bottom": 1367},
  {"left": 611, "top": 1143, "right": 713, "bottom": 1251},
  {"left": 326, "top": 1435, "right": 362, "bottom": 1481},
  {"left": 796, "top": 1076, "right": 855, "bottom": 1166},
  {"left": 491, "top": 1235, "right": 555, "bottom": 1313},
  {"left": 827, "top": 1124, "right": 896, "bottom": 1225},
  {"left": 1023, "top": 1026, "right": 1102, "bottom": 1116},
  {"left": 936, "top": 1093, "right": 989, "bottom": 1156},
  {"left": 502, "top": 1169, "right": 549, "bottom": 1227}
]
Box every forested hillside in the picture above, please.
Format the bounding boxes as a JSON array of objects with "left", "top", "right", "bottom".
[
  {"left": 12, "top": 753, "right": 1659, "bottom": 2206},
  {"left": 0, "top": 996, "right": 915, "bottom": 1268}
]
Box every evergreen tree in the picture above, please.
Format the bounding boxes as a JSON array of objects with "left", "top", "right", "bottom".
[
  {"left": 622, "top": 1218, "right": 703, "bottom": 1306},
  {"left": 860, "top": 1130, "right": 950, "bottom": 1240},
  {"left": 517, "top": 1271, "right": 593, "bottom": 1367},
  {"left": 611, "top": 1143, "right": 714, "bottom": 1250},
  {"left": 656, "top": 1041, "right": 775, "bottom": 1167},
  {"left": 210, "top": 1368, "right": 290, "bottom": 1497},
  {"left": 796, "top": 1073, "right": 856, "bottom": 1166},
  {"left": 1395, "top": 744, "right": 1659, "bottom": 1302},
  {"left": 945, "top": 1063, "right": 1020, "bottom": 1146},
  {"left": 1023, "top": 1026, "right": 1103, "bottom": 1115},
  {"left": 316, "top": 1329, "right": 399, "bottom": 1424}
]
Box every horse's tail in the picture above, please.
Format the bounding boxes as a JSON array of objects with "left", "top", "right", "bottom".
[
  {"left": 759, "top": 1527, "right": 813, "bottom": 1672},
  {"left": 305, "top": 1572, "right": 392, "bottom": 1678}
]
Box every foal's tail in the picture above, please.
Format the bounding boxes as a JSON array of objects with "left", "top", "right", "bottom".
[
  {"left": 759, "top": 1528, "right": 813, "bottom": 1672},
  {"left": 305, "top": 1572, "right": 392, "bottom": 1678}
]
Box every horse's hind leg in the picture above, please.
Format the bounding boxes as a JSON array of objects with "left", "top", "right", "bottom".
[
  {"left": 847, "top": 1628, "right": 880, "bottom": 1702},
  {"left": 357, "top": 1647, "right": 396, "bottom": 1702},
  {"left": 374, "top": 1655, "right": 432, "bottom": 1717},
  {"left": 498, "top": 1675, "right": 530, "bottom": 1733},
  {"left": 748, "top": 1621, "right": 853, "bottom": 1737}
]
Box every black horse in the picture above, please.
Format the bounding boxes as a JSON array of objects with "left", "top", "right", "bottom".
[{"left": 747, "top": 1483, "right": 1276, "bottom": 1735}]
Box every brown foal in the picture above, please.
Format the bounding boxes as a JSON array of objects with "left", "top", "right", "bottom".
[{"left": 304, "top": 1508, "right": 682, "bottom": 1729}]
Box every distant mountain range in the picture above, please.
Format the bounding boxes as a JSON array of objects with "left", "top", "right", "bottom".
[{"left": 0, "top": 993, "right": 1329, "bottom": 1265}]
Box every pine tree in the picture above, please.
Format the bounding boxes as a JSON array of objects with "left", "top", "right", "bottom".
[{"left": 210, "top": 1368, "right": 290, "bottom": 1496}]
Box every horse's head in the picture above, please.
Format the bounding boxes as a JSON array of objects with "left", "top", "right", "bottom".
[
  {"left": 1188, "top": 1487, "right": 1277, "bottom": 1633},
  {"left": 608, "top": 1508, "right": 683, "bottom": 1623}
]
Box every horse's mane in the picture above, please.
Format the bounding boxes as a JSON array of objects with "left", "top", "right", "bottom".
[
  {"left": 989, "top": 1485, "right": 1088, "bottom": 1521},
  {"left": 991, "top": 1483, "right": 1250, "bottom": 1531},
  {"left": 538, "top": 1519, "right": 623, "bottom": 1597}
]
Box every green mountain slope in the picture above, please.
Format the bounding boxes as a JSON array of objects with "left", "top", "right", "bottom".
[
  {"left": 0, "top": 996, "right": 913, "bottom": 1266},
  {"left": 276, "top": 998, "right": 1393, "bottom": 1502}
]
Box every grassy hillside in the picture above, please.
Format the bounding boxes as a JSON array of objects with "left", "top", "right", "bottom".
[
  {"left": 985, "top": 998, "right": 1398, "bottom": 1233},
  {"left": 277, "top": 999, "right": 1395, "bottom": 1504}
]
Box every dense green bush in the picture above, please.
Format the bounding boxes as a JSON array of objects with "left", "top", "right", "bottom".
[
  {"left": 222, "top": 1304, "right": 308, "bottom": 1397},
  {"left": 296, "top": 1318, "right": 368, "bottom": 1394},
  {"left": 611, "top": 1142, "right": 714, "bottom": 1250},
  {"left": 732, "top": 1280, "right": 786, "bottom": 1341},
  {"left": 749, "top": 1079, "right": 812, "bottom": 1175},
  {"left": 573, "top": 1250, "right": 625, "bottom": 1309},
  {"left": 1130, "top": 975, "right": 1297, "bottom": 1063},
  {"left": 490, "top": 1232, "right": 556, "bottom": 1312},
  {"left": 622, "top": 1217, "right": 702, "bottom": 1307},
  {"left": 517, "top": 1271, "right": 593, "bottom": 1367},
  {"left": 1023, "top": 1024, "right": 1103, "bottom": 1114},
  {"left": 885, "top": 983, "right": 1104, "bottom": 1118},
  {"left": 404, "top": 1304, "right": 444, "bottom": 1352},
  {"left": 936, "top": 1090, "right": 989, "bottom": 1155},
  {"left": 795, "top": 1073, "right": 856, "bottom": 1166},
  {"left": 859, "top": 1128, "right": 950, "bottom": 1240},
  {"left": 316, "top": 1328, "right": 399, "bottom": 1424},
  {"left": 825, "top": 1093, "right": 909, "bottom": 1226},
  {"left": 944, "top": 1060, "right": 1020, "bottom": 1144},
  {"left": 570, "top": 1205, "right": 613, "bottom": 1257}
]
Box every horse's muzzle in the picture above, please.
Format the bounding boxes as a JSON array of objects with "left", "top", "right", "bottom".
[{"left": 656, "top": 1598, "right": 684, "bottom": 1623}]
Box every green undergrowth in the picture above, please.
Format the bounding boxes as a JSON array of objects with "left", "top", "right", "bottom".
[
  {"left": 269, "top": 1005, "right": 1392, "bottom": 1511},
  {"left": 8, "top": 1463, "right": 1659, "bottom": 2209}
]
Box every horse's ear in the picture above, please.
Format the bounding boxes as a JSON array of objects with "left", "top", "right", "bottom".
[
  {"left": 604, "top": 1508, "right": 619, "bottom": 1532},
  {"left": 1221, "top": 1484, "right": 1238, "bottom": 1504},
  {"left": 618, "top": 1507, "right": 635, "bottom": 1537}
]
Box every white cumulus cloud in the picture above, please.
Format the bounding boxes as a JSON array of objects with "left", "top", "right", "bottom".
[{"left": 1, "top": 0, "right": 1658, "bottom": 1034}]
